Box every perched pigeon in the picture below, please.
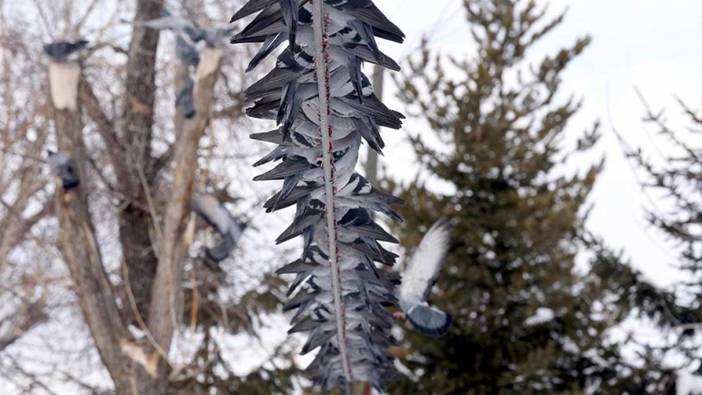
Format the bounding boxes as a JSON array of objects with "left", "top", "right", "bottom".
[
  {"left": 43, "top": 40, "right": 89, "bottom": 61},
  {"left": 176, "top": 76, "right": 196, "bottom": 119},
  {"left": 189, "top": 193, "right": 246, "bottom": 262},
  {"left": 46, "top": 150, "right": 80, "bottom": 190},
  {"left": 176, "top": 36, "right": 200, "bottom": 67},
  {"left": 398, "top": 220, "right": 452, "bottom": 337}
]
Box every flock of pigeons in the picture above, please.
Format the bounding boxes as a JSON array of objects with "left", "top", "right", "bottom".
[
  {"left": 231, "top": 0, "right": 452, "bottom": 389},
  {"left": 42, "top": 1, "right": 453, "bottom": 390}
]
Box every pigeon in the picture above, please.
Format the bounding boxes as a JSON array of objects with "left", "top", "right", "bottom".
[
  {"left": 323, "top": 0, "right": 404, "bottom": 43},
  {"left": 47, "top": 150, "right": 80, "bottom": 190},
  {"left": 189, "top": 193, "right": 246, "bottom": 262},
  {"left": 230, "top": 0, "right": 405, "bottom": 44},
  {"left": 43, "top": 40, "right": 89, "bottom": 62},
  {"left": 201, "top": 26, "right": 237, "bottom": 47},
  {"left": 335, "top": 174, "right": 403, "bottom": 222},
  {"left": 137, "top": 10, "right": 204, "bottom": 45},
  {"left": 397, "top": 219, "right": 452, "bottom": 337},
  {"left": 261, "top": 172, "right": 403, "bottom": 222},
  {"left": 176, "top": 36, "right": 200, "bottom": 67},
  {"left": 176, "top": 76, "right": 196, "bottom": 119}
]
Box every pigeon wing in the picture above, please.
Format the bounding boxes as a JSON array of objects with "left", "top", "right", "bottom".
[{"left": 399, "top": 219, "right": 451, "bottom": 305}]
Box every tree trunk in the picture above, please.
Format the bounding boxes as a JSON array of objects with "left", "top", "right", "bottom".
[
  {"left": 118, "top": 0, "right": 165, "bottom": 321},
  {"left": 148, "top": 48, "right": 222, "bottom": 352}
]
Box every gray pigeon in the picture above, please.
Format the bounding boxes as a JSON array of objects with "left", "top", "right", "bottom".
[
  {"left": 176, "top": 36, "right": 200, "bottom": 67},
  {"left": 138, "top": 10, "right": 204, "bottom": 45},
  {"left": 398, "top": 220, "right": 452, "bottom": 337},
  {"left": 189, "top": 193, "right": 246, "bottom": 262},
  {"left": 176, "top": 77, "right": 196, "bottom": 119},
  {"left": 46, "top": 150, "right": 80, "bottom": 190},
  {"left": 322, "top": 0, "right": 405, "bottom": 43},
  {"left": 43, "top": 40, "right": 88, "bottom": 61},
  {"left": 201, "top": 26, "right": 237, "bottom": 47}
]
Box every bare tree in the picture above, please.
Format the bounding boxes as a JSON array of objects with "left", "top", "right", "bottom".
[
  {"left": 0, "top": 0, "right": 53, "bottom": 357},
  {"left": 0, "top": 0, "right": 302, "bottom": 393}
]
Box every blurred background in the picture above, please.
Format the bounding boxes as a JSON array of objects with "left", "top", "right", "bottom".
[{"left": 1, "top": 0, "right": 702, "bottom": 393}]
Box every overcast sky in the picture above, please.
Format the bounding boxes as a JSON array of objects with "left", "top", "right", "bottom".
[
  {"left": 5, "top": 1, "right": 702, "bottom": 393},
  {"left": 375, "top": 0, "right": 702, "bottom": 289}
]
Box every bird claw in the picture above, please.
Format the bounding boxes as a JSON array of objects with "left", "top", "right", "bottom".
[{"left": 392, "top": 311, "right": 406, "bottom": 320}]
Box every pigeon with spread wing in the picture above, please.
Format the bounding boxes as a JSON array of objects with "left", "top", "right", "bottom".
[{"left": 398, "top": 219, "right": 452, "bottom": 337}]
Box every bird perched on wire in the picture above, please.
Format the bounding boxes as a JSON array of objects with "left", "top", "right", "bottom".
[
  {"left": 43, "top": 40, "right": 89, "bottom": 62},
  {"left": 189, "top": 193, "right": 247, "bottom": 263},
  {"left": 46, "top": 150, "right": 80, "bottom": 191},
  {"left": 397, "top": 219, "right": 452, "bottom": 337}
]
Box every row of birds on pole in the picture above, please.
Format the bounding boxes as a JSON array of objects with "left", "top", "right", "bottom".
[{"left": 230, "top": 0, "right": 452, "bottom": 391}]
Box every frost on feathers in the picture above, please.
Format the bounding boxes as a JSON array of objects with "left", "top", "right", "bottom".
[{"left": 230, "top": 0, "right": 406, "bottom": 391}]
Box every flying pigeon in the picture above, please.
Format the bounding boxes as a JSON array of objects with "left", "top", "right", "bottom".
[
  {"left": 46, "top": 150, "right": 80, "bottom": 190},
  {"left": 176, "top": 76, "right": 196, "bottom": 119},
  {"left": 397, "top": 219, "right": 452, "bottom": 337},
  {"left": 137, "top": 10, "right": 204, "bottom": 45},
  {"left": 43, "top": 40, "right": 89, "bottom": 62},
  {"left": 189, "top": 193, "right": 246, "bottom": 262},
  {"left": 201, "top": 26, "right": 237, "bottom": 47}
]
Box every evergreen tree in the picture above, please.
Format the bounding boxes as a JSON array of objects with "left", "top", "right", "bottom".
[
  {"left": 387, "top": 0, "right": 684, "bottom": 393},
  {"left": 617, "top": 94, "right": 702, "bottom": 376}
]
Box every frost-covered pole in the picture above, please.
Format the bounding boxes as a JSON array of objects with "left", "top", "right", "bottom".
[{"left": 230, "top": 0, "right": 406, "bottom": 391}]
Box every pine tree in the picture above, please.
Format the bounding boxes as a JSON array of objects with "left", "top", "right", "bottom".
[
  {"left": 616, "top": 93, "right": 702, "bottom": 376},
  {"left": 388, "top": 0, "right": 682, "bottom": 393}
]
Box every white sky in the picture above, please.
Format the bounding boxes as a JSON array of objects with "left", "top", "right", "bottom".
[{"left": 375, "top": 0, "right": 702, "bottom": 289}]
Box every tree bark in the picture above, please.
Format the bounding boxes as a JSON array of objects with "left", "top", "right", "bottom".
[
  {"left": 46, "top": 2, "right": 225, "bottom": 392},
  {"left": 118, "top": 0, "right": 165, "bottom": 322},
  {"left": 49, "top": 63, "right": 137, "bottom": 391},
  {"left": 148, "top": 48, "right": 222, "bottom": 353}
]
